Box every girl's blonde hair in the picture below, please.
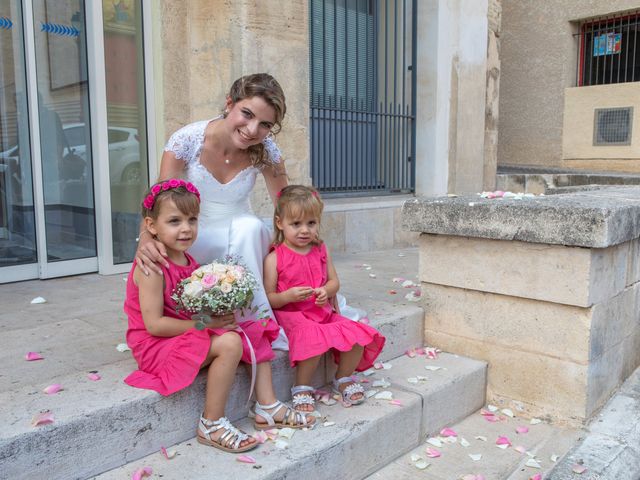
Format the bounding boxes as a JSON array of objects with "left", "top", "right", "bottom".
[
  {"left": 142, "top": 180, "right": 200, "bottom": 220},
  {"left": 224, "top": 73, "right": 287, "bottom": 170},
  {"left": 273, "top": 185, "right": 323, "bottom": 245}
]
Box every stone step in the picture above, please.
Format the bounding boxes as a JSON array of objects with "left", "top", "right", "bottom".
[
  {"left": 95, "top": 352, "right": 487, "bottom": 480},
  {"left": 0, "top": 303, "right": 423, "bottom": 480},
  {"left": 367, "top": 404, "right": 581, "bottom": 480}
]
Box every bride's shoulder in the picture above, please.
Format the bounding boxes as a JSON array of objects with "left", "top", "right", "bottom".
[{"left": 164, "top": 120, "right": 210, "bottom": 161}]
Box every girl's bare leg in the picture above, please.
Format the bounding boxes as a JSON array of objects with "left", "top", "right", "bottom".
[
  {"left": 201, "top": 332, "right": 255, "bottom": 448},
  {"left": 335, "top": 344, "right": 365, "bottom": 402}
]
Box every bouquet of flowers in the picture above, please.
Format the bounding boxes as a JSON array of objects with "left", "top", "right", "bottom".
[{"left": 172, "top": 255, "right": 261, "bottom": 329}]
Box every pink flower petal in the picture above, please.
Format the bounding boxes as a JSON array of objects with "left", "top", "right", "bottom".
[
  {"left": 440, "top": 427, "right": 458, "bottom": 438},
  {"left": 405, "top": 348, "right": 417, "bottom": 358},
  {"left": 572, "top": 464, "right": 587, "bottom": 474},
  {"left": 160, "top": 446, "right": 176, "bottom": 459},
  {"left": 87, "top": 373, "right": 101, "bottom": 381},
  {"left": 529, "top": 474, "right": 542, "bottom": 480},
  {"left": 514, "top": 445, "right": 527, "bottom": 454},
  {"left": 415, "top": 347, "right": 425, "bottom": 355},
  {"left": 31, "top": 411, "right": 54, "bottom": 427},
  {"left": 25, "top": 352, "right": 44, "bottom": 361},
  {"left": 425, "top": 447, "right": 441, "bottom": 458},
  {"left": 388, "top": 289, "right": 397, "bottom": 295},
  {"left": 236, "top": 454, "right": 256, "bottom": 464},
  {"left": 253, "top": 431, "right": 268, "bottom": 444},
  {"left": 496, "top": 436, "right": 512, "bottom": 447},
  {"left": 390, "top": 399, "right": 403, "bottom": 406},
  {"left": 516, "top": 426, "right": 529, "bottom": 434},
  {"left": 131, "top": 466, "right": 153, "bottom": 480},
  {"left": 359, "top": 317, "right": 370, "bottom": 325},
  {"left": 43, "top": 384, "right": 62, "bottom": 395},
  {"left": 374, "top": 362, "right": 384, "bottom": 370}
]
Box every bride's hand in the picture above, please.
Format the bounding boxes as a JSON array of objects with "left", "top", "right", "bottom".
[{"left": 135, "top": 231, "right": 169, "bottom": 276}]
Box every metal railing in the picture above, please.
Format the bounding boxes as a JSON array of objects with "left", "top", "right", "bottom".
[
  {"left": 575, "top": 10, "right": 640, "bottom": 86},
  {"left": 310, "top": 0, "right": 416, "bottom": 196}
]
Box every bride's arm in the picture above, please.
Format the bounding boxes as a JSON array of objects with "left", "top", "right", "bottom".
[{"left": 263, "top": 161, "right": 288, "bottom": 205}]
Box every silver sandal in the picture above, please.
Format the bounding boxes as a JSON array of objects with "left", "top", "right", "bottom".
[
  {"left": 291, "top": 385, "right": 316, "bottom": 413},
  {"left": 252, "top": 400, "right": 313, "bottom": 430},
  {"left": 332, "top": 376, "right": 366, "bottom": 406},
  {"left": 196, "top": 415, "right": 257, "bottom": 453}
]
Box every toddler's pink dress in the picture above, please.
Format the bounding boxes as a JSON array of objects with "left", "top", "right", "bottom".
[
  {"left": 272, "top": 243, "right": 385, "bottom": 370},
  {"left": 124, "top": 252, "right": 279, "bottom": 396}
]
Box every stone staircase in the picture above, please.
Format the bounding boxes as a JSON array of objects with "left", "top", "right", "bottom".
[{"left": 0, "top": 249, "right": 488, "bottom": 479}]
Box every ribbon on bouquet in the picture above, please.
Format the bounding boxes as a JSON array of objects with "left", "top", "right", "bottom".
[{"left": 233, "top": 324, "right": 257, "bottom": 407}]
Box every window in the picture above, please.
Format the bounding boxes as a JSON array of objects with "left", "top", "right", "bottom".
[{"left": 577, "top": 10, "right": 640, "bottom": 86}]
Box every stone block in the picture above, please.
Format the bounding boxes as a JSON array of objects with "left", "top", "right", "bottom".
[
  {"left": 393, "top": 207, "right": 420, "bottom": 248},
  {"left": 345, "top": 209, "right": 394, "bottom": 252},
  {"left": 421, "top": 283, "right": 591, "bottom": 363},
  {"left": 321, "top": 210, "right": 346, "bottom": 252},
  {"left": 524, "top": 174, "right": 550, "bottom": 194},
  {"left": 424, "top": 330, "right": 589, "bottom": 422}
]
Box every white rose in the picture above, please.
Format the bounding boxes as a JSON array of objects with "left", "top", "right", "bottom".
[
  {"left": 220, "top": 282, "right": 232, "bottom": 293},
  {"left": 184, "top": 281, "right": 204, "bottom": 298}
]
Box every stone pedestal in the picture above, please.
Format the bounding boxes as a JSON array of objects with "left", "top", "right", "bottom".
[{"left": 402, "top": 186, "right": 640, "bottom": 424}]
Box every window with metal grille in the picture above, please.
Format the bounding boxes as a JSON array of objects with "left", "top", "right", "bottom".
[
  {"left": 309, "top": 0, "right": 416, "bottom": 196},
  {"left": 575, "top": 10, "right": 640, "bottom": 86},
  {"left": 593, "top": 107, "right": 633, "bottom": 145}
]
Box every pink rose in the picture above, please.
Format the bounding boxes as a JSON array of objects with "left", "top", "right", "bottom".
[
  {"left": 168, "top": 179, "right": 180, "bottom": 188},
  {"left": 151, "top": 184, "right": 162, "bottom": 195},
  {"left": 201, "top": 274, "right": 218, "bottom": 289},
  {"left": 143, "top": 196, "right": 154, "bottom": 209}
]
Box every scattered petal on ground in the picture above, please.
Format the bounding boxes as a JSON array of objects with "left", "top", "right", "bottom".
[
  {"left": 410, "top": 453, "right": 422, "bottom": 462},
  {"left": 388, "top": 289, "right": 397, "bottom": 295},
  {"left": 369, "top": 274, "right": 376, "bottom": 278},
  {"left": 322, "top": 421, "right": 336, "bottom": 427},
  {"left": 25, "top": 352, "right": 44, "bottom": 361},
  {"left": 550, "top": 454, "right": 559, "bottom": 462},
  {"left": 496, "top": 436, "right": 512, "bottom": 448},
  {"left": 401, "top": 280, "right": 417, "bottom": 288},
  {"left": 487, "top": 405, "right": 498, "bottom": 412},
  {"left": 572, "top": 464, "right": 587, "bottom": 474},
  {"left": 381, "top": 362, "right": 392, "bottom": 370},
  {"left": 390, "top": 399, "right": 403, "bottom": 406},
  {"left": 462, "top": 475, "right": 485, "bottom": 480},
  {"left": 425, "top": 447, "right": 441, "bottom": 458},
  {"left": 516, "top": 426, "right": 529, "bottom": 434},
  {"left": 362, "top": 368, "right": 376, "bottom": 376},
  {"left": 405, "top": 348, "right": 417, "bottom": 358},
  {"left": 525, "top": 458, "right": 541, "bottom": 468},
  {"left": 236, "top": 455, "right": 256, "bottom": 464},
  {"left": 424, "top": 365, "right": 442, "bottom": 371},
  {"left": 414, "top": 459, "right": 430, "bottom": 470},
  {"left": 405, "top": 291, "right": 421, "bottom": 302},
  {"left": 501, "top": 408, "right": 515, "bottom": 418},
  {"left": 374, "top": 391, "right": 393, "bottom": 400},
  {"left": 87, "top": 373, "right": 101, "bottom": 381},
  {"left": 31, "top": 411, "right": 54, "bottom": 427},
  {"left": 530, "top": 418, "right": 542, "bottom": 425},
  {"left": 365, "top": 390, "right": 378, "bottom": 398},
  {"left": 529, "top": 474, "right": 542, "bottom": 480},
  {"left": 407, "top": 377, "right": 419, "bottom": 384},
  {"left": 131, "top": 466, "right": 152, "bottom": 480},
  {"left": 275, "top": 439, "right": 289, "bottom": 449},
  {"left": 279, "top": 428, "right": 295, "bottom": 439},
  {"left": 372, "top": 379, "right": 391, "bottom": 388},
  {"left": 427, "top": 437, "right": 443, "bottom": 448},
  {"left": 253, "top": 431, "right": 268, "bottom": 444},
  {"left": 514, "top": 445, "right": 527, "bottom": 454},
  {"left": 160, "top": 446, "right": 177, "bottom": 459},
  {"left": 440, "top": 428, "right": 457, "bottom": 437},
  {"left": 392, "top": 277, "right": 405, "bottom": 283},
  {"left": 460, "top": 437, "right": 471, "bottom": 447},
  {"left": 116, "top": 343, "right": 131, "bottom": 352},
  {"left": 475, "top": 436, "right": 487, "bottom": 442},
  {"left": 359, "top": 317, "right": 370, "bottom": 325},
  {"left": 397, "top": 253, "right": 406, "bottom": 257},
  {"left": 43, "top": 384, "right": 63, "bottom": 395},
  {"left": 469, "top": 453, "right": 482, "bottom": 461},
  {"left": 30, "top": 296, "right": 46, "bottom": 304}
]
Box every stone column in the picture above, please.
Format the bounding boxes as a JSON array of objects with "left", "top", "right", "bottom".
[{"left": 402, "top": 186, "right": 640, "bottom": 424}]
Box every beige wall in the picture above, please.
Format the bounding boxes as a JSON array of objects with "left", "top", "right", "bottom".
[
  {"left": 498, "top": 0, "right": 640, "bottom": 169},
  {"left": 562, "top": 83, "right": 640, "bottom": 171},
  {"left": 156, "top": 0, "right": 310, "bottom": 216}
]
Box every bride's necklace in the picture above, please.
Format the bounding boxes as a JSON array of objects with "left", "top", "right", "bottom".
[{"left": 224, "top": 158, "right": 231, "bottom": 164}]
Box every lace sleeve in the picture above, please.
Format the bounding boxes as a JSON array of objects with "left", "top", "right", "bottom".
[
  {"left": 263, "top": 135, "right": 282, "bottom": 164},
  {"left": 164, "top": 121, "right": 207, "bottom": 163}
]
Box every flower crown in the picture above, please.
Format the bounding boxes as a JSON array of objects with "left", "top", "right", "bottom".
[{"left": 142, "top": 178, "right": 201, "bottom": 210}]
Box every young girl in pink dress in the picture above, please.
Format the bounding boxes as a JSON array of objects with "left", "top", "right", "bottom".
[
  {"left": 264, "top": 185, "right": 386, "bottom": 412},
  {"left": 124, "top": 179, "right": 311, "bottom": 454}
]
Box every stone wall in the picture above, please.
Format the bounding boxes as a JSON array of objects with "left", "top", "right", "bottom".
[
  {"left": 402, "top": 186, "right": 640, "bottom": 424},
  {"left": 484, "top": 0, "right": 501, "bottom": 191}
]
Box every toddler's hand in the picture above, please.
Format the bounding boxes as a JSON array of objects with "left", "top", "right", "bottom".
[
  {"left": 208, "top": 313, "right": 237, "bottom": 330},
  {"left": 287, "top": 286, "right": 315, "bottom": 303},
  {"left": 314, "top": 287, "right": 328, "bottom": 306}
]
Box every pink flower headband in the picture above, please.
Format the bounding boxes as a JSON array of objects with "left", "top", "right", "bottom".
[{"left": 142, "top": 178, "right": 200, "bottom": 210}]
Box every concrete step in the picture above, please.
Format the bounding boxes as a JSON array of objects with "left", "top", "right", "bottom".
[
  {"left": 95, "top": 352, "right": 487, "bottom": 480},
  {"left": 0, "top": 303, "right": 423, "bottom": 480},
  {"left": 367, "top": 404, "right": 581, "bottom": 480}
]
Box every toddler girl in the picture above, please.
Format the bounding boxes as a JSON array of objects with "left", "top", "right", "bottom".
[
  {"left": 124, "top": 179, "right": 311, "bottom": 454},
  {"left": 264, "top": 185, "right": 386, "bottom": 412}
]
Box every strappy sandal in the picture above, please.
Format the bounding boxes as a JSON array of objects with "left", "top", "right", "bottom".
[
  {"left": 196, "top": 415, "right": 257, "bottom": 453},
  {"left": 252, "top": 400, "right": 313, "bottom": 430},
  {"left": 332, "top": 376, "right": 366, "bottom": 406},
  {"left": 291, "top": 385, "right": 316, "bottom": 413}
]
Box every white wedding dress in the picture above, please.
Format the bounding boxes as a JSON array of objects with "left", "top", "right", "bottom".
[{"left": 165, "top": 118, "right": 289, "bottom": 350}]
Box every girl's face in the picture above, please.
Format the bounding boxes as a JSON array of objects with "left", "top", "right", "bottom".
[
  {"left": 145, "top": 199, "right": 198, "bottom": 261},
  {"left": 224, "top": 96, "right": 276, "bottom": 150},
  {"left": 276, "top": 212, "right": 320, "bottom": 252}
]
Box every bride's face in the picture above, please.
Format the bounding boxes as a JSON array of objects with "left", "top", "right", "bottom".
[{"left": 224, "top": 96, "right": 276, "bottom": 150}]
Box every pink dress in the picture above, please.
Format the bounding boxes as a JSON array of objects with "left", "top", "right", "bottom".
[
  {"left": 273, "top": 243, "right": 385, "bottom": 371},
  {"left": 124, "top": 252, "right": 279, "bottom": 396}
]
